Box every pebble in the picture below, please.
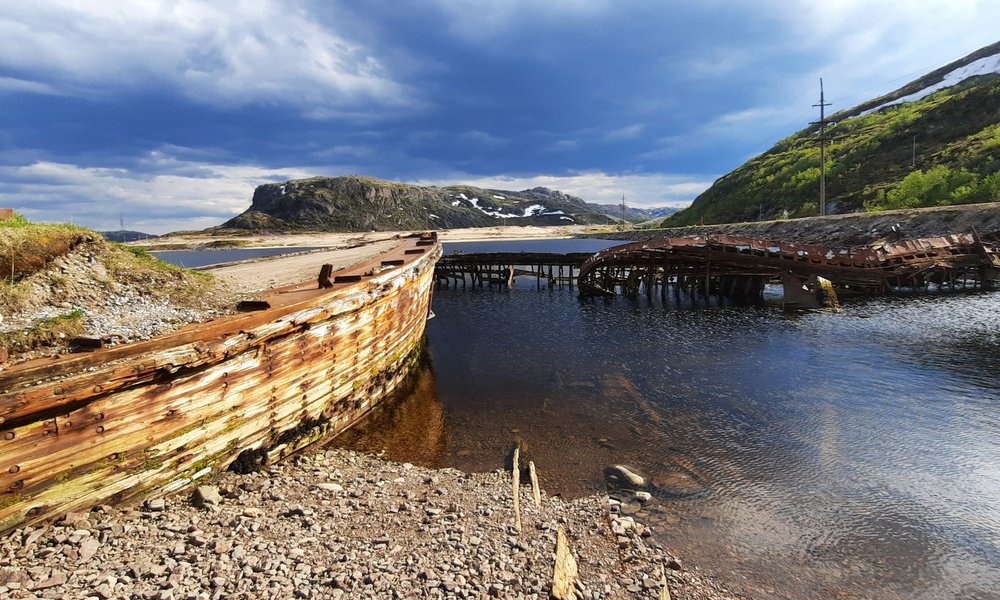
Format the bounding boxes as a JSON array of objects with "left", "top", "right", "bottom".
[{"left": 191, "top": 486, "right": 222, "bottom": 507}]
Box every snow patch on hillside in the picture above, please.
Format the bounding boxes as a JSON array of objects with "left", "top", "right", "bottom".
[
  {"left": 463, "top": 197, "right": 560, "bottom": 219},
  {"left": 862, "top": 52, "right": 1000, "bottom": 115}
]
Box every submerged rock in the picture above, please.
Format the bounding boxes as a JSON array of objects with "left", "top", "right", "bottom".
[{"left": 604, "top": 465, "right": 647, "bottom": 489}]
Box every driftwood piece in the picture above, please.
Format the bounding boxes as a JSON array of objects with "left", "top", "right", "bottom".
[
  {"left": 512, "top": 447, "right": 521, "bottom": 532},
  {"left": 528, "top": 460, "right": 541, "bottom": 508},
  {"left": 659, "top": 566, "right": 672, "bottom": 600},
  {"left": 551, "top": 525, "right": 578, "bottom": 599}
]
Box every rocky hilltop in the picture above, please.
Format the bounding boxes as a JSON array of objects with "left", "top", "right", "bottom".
[
  {"left": 220, "top": 176, "right": 620, "bottom": 233},
  {"left": 666, "top": 40, "right": 1000, "bottom": 226}
]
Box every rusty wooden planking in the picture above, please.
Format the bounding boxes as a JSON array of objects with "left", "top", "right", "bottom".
[{"left": 0, "top": 233, "right": 441, "bottom": 533}]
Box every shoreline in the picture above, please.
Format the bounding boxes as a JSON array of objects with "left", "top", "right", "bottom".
[
  {"left": 0, "top": 446, "right": 744, "bottom": 599},
  {"left": 137, "top": 225, "right": 608, "bottom": 251}
]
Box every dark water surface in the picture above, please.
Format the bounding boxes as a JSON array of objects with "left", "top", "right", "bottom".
[
  {"left": 152, "top": 246, "right": 326, "bottom": 268},
  {"left": 333, "top": 240, "right": 1000, "bottom": 600}
]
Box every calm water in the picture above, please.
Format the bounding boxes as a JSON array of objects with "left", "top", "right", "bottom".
[
  {"left": 152, "top": 246, "right": 325, "bottom": 268},
  {"left": 336, "top": 239, "right": 1000, "bottom": 599}
]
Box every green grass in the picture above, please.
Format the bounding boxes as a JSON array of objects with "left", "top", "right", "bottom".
[
  {"left": 0, "top": 217, "right": 94, "bottom": 283},
  {"left": 0, "top": 309, "right": 87, "bottom": 355}
]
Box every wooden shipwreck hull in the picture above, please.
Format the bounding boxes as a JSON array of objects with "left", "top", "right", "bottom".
[{"left": 0, "top": 234, "right": 442, "bottom": 533}]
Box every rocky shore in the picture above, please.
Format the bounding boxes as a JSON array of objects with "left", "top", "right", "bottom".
[
  {"left": 586, "top": 202, "right": 1000, "bottom": 246},
  {"left": 1, "top": 448, "right": 743, "bottom": 600}
]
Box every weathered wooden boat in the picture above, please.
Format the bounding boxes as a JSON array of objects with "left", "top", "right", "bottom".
[{"left": 0, "top": 233, "right": 442, "bottom": 533}]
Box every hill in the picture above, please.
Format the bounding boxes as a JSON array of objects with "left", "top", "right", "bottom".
[
  {"left": 664, "top": 40, "right": 1000, "bottom": 226},
  {"left": 588, "top": 203, "right": 679, "bottom": 223},
  {"left": 218, "top": 176, "right": 624, "bottom": 233}
]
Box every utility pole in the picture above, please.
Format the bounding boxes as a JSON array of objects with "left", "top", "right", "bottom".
[{"left": 812, "top": 78, "right": 831, "bottom": 216}]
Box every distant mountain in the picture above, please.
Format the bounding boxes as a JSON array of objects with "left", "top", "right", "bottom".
[
  {"left": 664, "top": 40, "right": 1000, "bottom": 226},
  {"left": 101, "top": 230, "right": 159, "bottom": 242},
  {"left": 589, "top": 204, "right": 679, "bottom": 222},
  {"left": 218, "top": 177, "right": 620, "bottom": 232}
]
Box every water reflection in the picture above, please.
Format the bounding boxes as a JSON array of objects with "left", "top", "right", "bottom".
[
  {"left": 332, "top": 365, "right": 448, "bottom": 467},
  {"left": 333, "top": 257, "right": 1000, "bottom": 600}
]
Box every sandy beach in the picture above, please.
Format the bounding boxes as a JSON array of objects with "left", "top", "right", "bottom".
[
  {"left": 139, "top": 225, "right": 610, "bottom": 251},
  {"left": 154, "top": 226, "right": 612, "bottom": 294}
]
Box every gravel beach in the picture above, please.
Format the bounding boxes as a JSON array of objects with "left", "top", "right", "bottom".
[{"left": 0, "top": 448, "right": 744, "bottom": 600}]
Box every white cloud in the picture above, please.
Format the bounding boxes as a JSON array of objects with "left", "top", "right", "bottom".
[
  {"left": 547, "top": 140, "right": 580, "bottom": 152},
  {"left": 0, "top": 76, "right": 62, "bottom": 96},
  {"left": 417, "top": 171, "right": 715, "bottom": 208},
  {"left": 0, "top": 0, "right": 412, "bottom": 114},
  {"left": 430, "top": 0, "right": 611, "bottom": 37},
  {"left": 0, "top": 158, "right": 325, "bottom": 234},
  {"left": 747, "top": 0, "right": 1000, "bottom": 112},
  {"left": 0, "top": 158, "right": 712, "bottom": 235},
  {"left": 679, "top": 48, "right": 755, "bottom": 79},
  {"left": 605, "top": 124, "right": 644, "bottom": 141},
  {"left": 460, "top": 130, "right": 509, "bottom": 146}
]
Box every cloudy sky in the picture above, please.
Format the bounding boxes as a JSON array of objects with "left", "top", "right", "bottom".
[{"left": 1, "top": 1, "right": 998, "bottom": 233}]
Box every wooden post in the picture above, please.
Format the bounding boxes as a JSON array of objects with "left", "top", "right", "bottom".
[
  {"left": 703, "top": 258, "right": 711, "bottom": 296},
  {"left": 551, "top": 526, "right": 579, "bottom": 599},
  {"left": 658, "top": 566, "right": 672, "bottom": 600},
  {"left": 512, "top": 447, "right": 522, "bottom": 532},
  {"left": 318, "top": 264, "right": 334, "bottom": 288},
  {"left": 528, "top": 461, "right": 541, "bottom": 508}
]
